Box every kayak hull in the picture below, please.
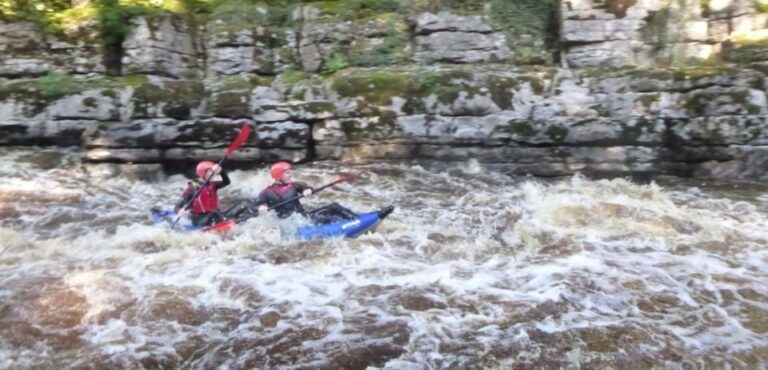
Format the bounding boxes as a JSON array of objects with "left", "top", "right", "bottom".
[
  {"left": 295, "top": 205, "right": 394, "bottom": 241},
  {"left": 149, "top": 205, "right": 393, "bottom": 239},
  {"left": 150, "top": 209, "right": 234, "bottom": 233}
]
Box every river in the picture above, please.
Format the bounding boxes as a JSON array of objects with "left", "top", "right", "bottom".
[{"left": 1, "top": 148, "right": 767, "bottom": 369}]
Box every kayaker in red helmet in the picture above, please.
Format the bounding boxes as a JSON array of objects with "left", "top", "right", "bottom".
[
  {"left": 252, "top": 161, "right": 358, "bottom": 223},
  {"left": 174, "top": 160, "right": 231, "bottom": 227}
]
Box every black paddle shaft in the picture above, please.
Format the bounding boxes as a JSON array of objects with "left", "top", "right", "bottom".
[{"left": 267, "top": 176, "right": 356, "bottom": 211}]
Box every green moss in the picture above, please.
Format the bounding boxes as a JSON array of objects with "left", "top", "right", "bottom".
[
  {"left": 349, "top": 15, "right": 408, "bottom": 67},
  {"left": 210, "top": 92, "right": 250, "bottom": 118},
  {"left": 322, "top": 51, "right": 350, "bottom": 73},
  {"left": 754, "top": 0, "right": 768, "bottom": 13},
  {"left": 304, "top": 101, "right": 336, "bottom": 114},
  {"left": 119, "top": 74, "right": 149, "bottom": 87},
  {"left": 684, "top": 90, "right": 760, "bottom": 116},
  {"left": 619, "top": 118, "right": 654, "bottom": 141},
  {"left": 411, "top": 68, "right": 477, "bottom": 105},
  {"left": 307, "top": 0, "right": 406, "bottom": 20},
  {"left": 487, "top": 0, "right": 559, "bottom": 51},
  {"left": 219, "top": 75, "right": 253, "bottom": 91},
  {"left": 250, "top": 75, "right": 272, "bottom": 87},
  {"left": 279, "top": 70, "right": 308, "bottom": 86},
  {"left": 332, "top": 70, "right": 410, "bottom": 105},
  {"left": 132, "top": 80, "right": 204, "bottom": 119},
  {"left": 502, "top": 120, "right": 536, "bottom": 136},
  {"left": 598, "top": 0, "right": 639, "bottom": 18},
  {"left": 82, "top": 96, "right": 98, "bottom": 107},
  {"left": 275, "top": 47, "right": 297, "bottom": 64},
  {"left": 545, "top": 125, "right": 568, "bottom": 141},
  {"left": 0, "top": 80, "right": 48, "bottom": 116},
  {"left": 311, "top": 0, "right": 358, "bottom": 18},
  {"left": 672, "top": 66, "right": 739, "bottom": 80},
  {"left": 39, "top": 72, "right": 79, "bottom": 100},
  {"left": 208, "top": 0, "right": 291, "bottom": 29},
  {"left": 100, "top": 89, "right": 118, "bottom": 98},
  {"left": 339, "top": 109, "right": 398, "bottom": 140},
  {"left": 412, "top": 69, "right": 473, "bottom": 97},
  {"left": 639, "top": 93, "right": 659, "bottom": 109}
]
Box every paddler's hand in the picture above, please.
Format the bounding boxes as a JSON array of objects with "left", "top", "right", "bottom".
[
  {"left": 258, "top": 205, "right": 269, "bottom": 215},
  {"left": 178, "top": 207, "right": 190, "bottom": 217},
  {"left": 212, "top": 164, "right": 222, "bottom": 174},
  {"left": 302, "top": 189, "right": 312, "bottom": 197}
]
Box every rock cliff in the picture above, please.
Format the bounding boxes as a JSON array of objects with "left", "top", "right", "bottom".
[{"left": 1, "top": 0, "right": 767, "bottom": 178}]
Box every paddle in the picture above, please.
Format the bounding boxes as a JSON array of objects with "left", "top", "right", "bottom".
[
  {"left": 170, "top": 123, "right": 252, "bottom": 229},
  {"left": 266, "top": 173, "right": 363, "bottom": 211}
]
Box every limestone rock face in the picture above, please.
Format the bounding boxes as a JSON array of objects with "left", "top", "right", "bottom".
[
  {"left": 122, "top": 16, "right": 201, "bottom": 78},
  {"left": 411, "top": 12, "right": 511, "bottom": 64},
  {"left": 0, "top": 21, "right": 103, "bottom": 76},
  {"left": 206, "top": 24, "right": 277, "bottom": 76},
  {"left": 0, "top": 2, "right": 767, "bottom": 179},
  {"left": 561, "top": 0, "right": 768, "bottom": 67}
]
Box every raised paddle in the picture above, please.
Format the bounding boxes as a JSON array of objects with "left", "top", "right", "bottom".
[
  {"left": 170, "top": 123, "right": 252, "bottom": 229},
  {"left": 266, "top": 172, "right": 363, "bottom": 211}
]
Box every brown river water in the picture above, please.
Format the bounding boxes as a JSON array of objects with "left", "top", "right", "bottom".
[{"left": 0, "top": 148, "right": 767, "bottom": 369}]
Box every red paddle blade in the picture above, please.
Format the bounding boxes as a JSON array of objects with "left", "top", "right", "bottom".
[
  {"left": 202, "top": 220, "right": 236, "bottom": 233},
  {"left": 331, "top": 172, "right": 364, "bottom": 185},
  {"left": 226, "top": 123, "right": 252, "bottom": 157}
]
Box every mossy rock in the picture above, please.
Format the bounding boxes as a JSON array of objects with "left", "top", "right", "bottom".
[
  {"left": 339, "top": 110, "right": 399, "bottom": 141},
  {"left": 306, "top": 0, "right": 405, "bottom": 20},
  {"left": 132, "top": 80, "right": 205, "bottom": 119},
  {"left": 82, "top": 96, "right": 98, "bottom": 108},
  {"left": 684, "top": 89, "right": 762, "bottom": 116},
  {"left": 619, "top": 117, "right": 656, "bottom": 142},
  {"left": 309, "top": 0, "right": 360, "bottom": 19},
  {"left": 118, "top": 74, "right": 150, "bottom": 87},
  {"left": 210, "top": 91, "right": 251, "bottom": 118},
  {"left": 411, "top": 69, "right": 475, "bottom": 97},
  {"left": 500, "top": 120, "right": 538, "bottom": 137},
  {"left": 0, "top": 80, "right": 49, "bottom": 116},
  {"left": 211, "top": 74, "right": 271, "bottom": 93},
  {"left": 594, "top": 0, "right": 639, "bottom": 19},
  {"left": 545, "top": 125, "right": 569, "bottom": 142},
  {"left": 638, "top": 93, "right": 660, "bottom": 109},
  {"left": 331, "top": 70, "right": 410, "bottom": 105}
]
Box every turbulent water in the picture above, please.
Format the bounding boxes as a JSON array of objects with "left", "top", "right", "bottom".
[{"left": 1, "top": 148, "right": 767, "bottom": 370}]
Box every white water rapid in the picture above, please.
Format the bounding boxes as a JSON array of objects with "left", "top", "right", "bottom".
[{"left": 1, "top": 148, "right": 767, "bottom": 369}]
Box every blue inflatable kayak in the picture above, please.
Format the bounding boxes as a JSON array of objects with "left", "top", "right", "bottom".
[
  {"left": 150, "top": 205, "right": 394, "bottom": 239},
  {"left": 295, "top": 205, "right": 394, "bottom": 240}
]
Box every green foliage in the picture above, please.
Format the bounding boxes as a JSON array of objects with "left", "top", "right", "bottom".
[
  {"left": 38, "top": 72, "right": 77, "bottom": 100},
  {"left": 309, "top": 0, "right": 407, "bottom": 19},
  {"left": 412, "top": 69, "right": 439, "bottom": 95},
  {"left": 754, "top": 0, "right": 768, "bottom": 13},
  {"left": 332, "top": 70, "right": 410, "bottom": 105},
  {"left": 210, "top": 0, "right": 267, "bottom": 25},
  {"left": 350, "top": 17, "right": 408, "bottom": 67},
  {"left": 278, "top": 70, "right": 308, "bottom": 90},
  {"left": 208, "top": 0, "right": 294, "bottom": 27},
  {"left": 0, "top": 0, "right": 71, "bottom": 21},
  {"left": 358, "top": 0, "right": 404, "bottom": 13},
  {"left": 407, "top": 0, "right": 486, "bottom": 14},
  {"left": 95, "top": 0, "right": 146, "bottom": 49},
  {"left": 488, "top": 0, "right": 558, "bottom": 39},
  {"left": 323, "top": 52, "right": 349, "bottom": 73}
]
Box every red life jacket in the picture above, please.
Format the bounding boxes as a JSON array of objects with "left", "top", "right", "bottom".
[{"left": 189, "top": 180, "right": 219, "bottom": 214}]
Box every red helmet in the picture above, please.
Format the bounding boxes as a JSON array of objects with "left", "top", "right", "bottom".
[
  {"left": 196, "top": 160, "right": 216, "bottom": 178},
  {"left": 270, "top": 161, "right": 292, "bottom": 182}
]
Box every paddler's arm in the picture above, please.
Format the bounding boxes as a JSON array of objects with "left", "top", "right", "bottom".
[
  {"left": 214, "top": 170, "right": 231, "bottom": 190},
  {"left": 174, "top": 183, "right": 195, "bottom": 212}
]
